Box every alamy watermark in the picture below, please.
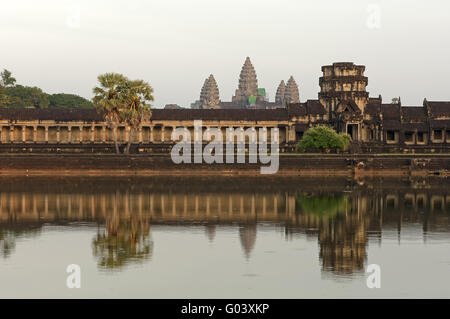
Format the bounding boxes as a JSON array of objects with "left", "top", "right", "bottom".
[
  {"left": 366, "top": 4, "right": 381, "bottom": 30},
  {"left": 170, "top": 120, "right": 279, "bottom": 174},
  {"left": 366, "top": 264, "right": 381, "bottom": 289},
  {"left": 66, "top": 264, "right": 81, "bottom": 289},
  {"left": 66, "top": 2, "right": 81, "bottom": 29}
]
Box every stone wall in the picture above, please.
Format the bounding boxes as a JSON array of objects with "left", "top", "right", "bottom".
[{"left": 0, "top": 154, "right": 448, "bottom": 176}]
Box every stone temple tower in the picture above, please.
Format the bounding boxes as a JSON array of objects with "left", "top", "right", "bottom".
[
  {"left": 319, "top": 62, "right": 369, "bottom": 115},
  {"left": 275, "top": 80, "right": 286, "bottom": 104},
  {"left": 232, "top": 57, "right": 261, "bottom": 105},
  {"left": 284, "top": 76, "right": 300, "bottom": 103},
  {"left": 199, "top": 74, "right": 220, "bottom": 109},
  {"left": 319, "top": 62, "right": 369, "bottom": 140}
]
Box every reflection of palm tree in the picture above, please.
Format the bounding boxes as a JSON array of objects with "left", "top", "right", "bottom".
[
  {"left": 0, "top": 226, "right": 42, "bottom": 259},
  {"left": 92, "top": 216, "right": 153, "bottom": 270},
  {"left": 0, "top": 230, "right": 16, "bottom": 259}
]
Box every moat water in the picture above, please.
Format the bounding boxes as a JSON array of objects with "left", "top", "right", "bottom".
[{"left": 0, "top": 176, "right": 449, "bottom": 298}]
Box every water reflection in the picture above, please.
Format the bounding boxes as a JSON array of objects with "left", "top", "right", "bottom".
[
  {"left": 92, "top": 214, "right": 153, "bottom": 270},
  {"left": 0, "top": 177, "right": 449, "bottom": 275}
]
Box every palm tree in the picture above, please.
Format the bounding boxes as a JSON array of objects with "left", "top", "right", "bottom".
[
  {"left": 92, "top": 73, "right": 127, "bottom": 154},
  {"left": 121, "top": 79, "right": 153, "bottom": 154}
]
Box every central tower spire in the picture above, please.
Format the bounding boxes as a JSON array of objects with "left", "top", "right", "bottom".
[
  {"left": 238, "top": 57, "right": 258, "bottom": 96},
  {"left": 232, "top": 57, "right": 260, "bottom": 106}
]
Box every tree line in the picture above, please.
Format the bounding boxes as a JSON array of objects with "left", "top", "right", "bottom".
[{"left": 0, "top": 69, "right": 93, "bottom": 109}]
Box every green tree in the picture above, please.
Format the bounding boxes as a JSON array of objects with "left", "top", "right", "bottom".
[
  {"left": 297, "top": 126, "right": 351, "bottom": 152},
  {"left": 48, "top": 93, "right": 94, "bottom": 109},
  {"left": 3, "top": 85, "right": 49, "bottom": 108},
  {"left": 92, "top": 73, "right": 153, "bottom": 154},
  {"left": 92, "top": 73, "right": 128, "bottom": 154},
  {"left": 0, "top": 86, "right": 10, "bottom": 107},
  {"left": 120, "top": 79, "right": 153, "bottom": 154},
  {"left": 0, "top": 69, "right": 16, "bottom": 87}
]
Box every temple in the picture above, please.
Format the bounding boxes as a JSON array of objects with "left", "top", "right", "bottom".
[
  {"left": 190, "top": 57, "right": 299, "bottom": 109},
  {"left": 1, "top": 61, "right": 450, "bottom": 153}
]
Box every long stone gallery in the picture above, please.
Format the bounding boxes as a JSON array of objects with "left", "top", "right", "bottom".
[{"left": 1, "top": 59, "right": 449, "bottom": 156}]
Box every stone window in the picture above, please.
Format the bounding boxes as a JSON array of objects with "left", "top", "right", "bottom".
[
  {"left": 417, "top": 132, "right": 425, "bottom": 143},
  {"left": 386, "top": 130, "right": 396, "bottom": 142},
  {"left": 404, "top": 131, "right": 414, "bottom": 143},
  {"left": 296, "top": 131, "right": 304, "bottom": 141},
  {"left": 446, "top": 130, "right": 450, "bottom": 142},
  {"left": 433, "top": 129, "right": 443, "bottom": 141}
]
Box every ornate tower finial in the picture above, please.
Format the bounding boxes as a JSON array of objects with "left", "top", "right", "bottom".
[
  {"left": 200, "top": 74, "right": 219, "bottom": 109},
  {"left": 275, "top": 80, "right": 286, "bottom": 104},
  {"left": 285, "top": 76, "right": 300, "bottom": 103}
]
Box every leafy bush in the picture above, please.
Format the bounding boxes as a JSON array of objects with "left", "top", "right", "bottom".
[{"left": 297, "top": 126, "right": 351, "bottom": 152}]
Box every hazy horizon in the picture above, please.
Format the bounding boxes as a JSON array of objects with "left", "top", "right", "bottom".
[{"left": 1, "top": 0, "right": 449, "bottom": 108}]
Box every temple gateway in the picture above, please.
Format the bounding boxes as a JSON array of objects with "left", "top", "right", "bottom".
[{"left": 1, "top": 61, "right": 450, "bottom": 153}]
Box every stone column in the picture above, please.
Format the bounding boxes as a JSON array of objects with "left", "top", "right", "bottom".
[
  {"left": 138, "top": 127, "right": 143, "bottom": 143},
  {"left": 102, "top": 126, "right": 106, "bottom": 143},
  {"left": 227, "top": 126, "right": 233, "bottom": 143},
  {"left": 150, "top": 126, "right": 154, "bottom": 143},
  {"left": 56, "top": 127, "right": 60, "bottom": 144},
  {"left": 33, "top": 126, "right": 37, "bottom": 143},
  {"left": 161, "top": 126, "right": 165, "bottom": 142},
  {"left": 68, "top": 126, "right": 72, "bottom": 144},
  {"left": 10, "top": 127, "right": 14, "bottom": 143},
  {"left": 22, "top": 126, "right": 26, "bottom": 143},
  {"left": 44, "top": 126, "right": 49, "bottom": 143},
  {"left": 79, "top": 126, "right": 83, "bottom": 143},
  {"left": 240, "top": 126, "right": 245, "bottom": 143},
  {"left": 124, "top": 126, "right": 129, "bottom": 143},
  {"left": 90, "top": 126, "right": 95, "bottom": 143},
  {"left": 251, "top": 127, "right": 257, "bottom": 143}
]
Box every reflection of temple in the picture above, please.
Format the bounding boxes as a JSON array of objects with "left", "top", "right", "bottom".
[
  {"left": 1, "top": 178, "right": 449, "bottom": 274},
  {"left": 239, "top": 224, "right": 257, "bottom": 259}
]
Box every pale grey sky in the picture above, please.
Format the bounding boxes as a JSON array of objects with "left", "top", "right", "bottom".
[{"left": 1, "top": 0, "right": 449, "bottom": 108}]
